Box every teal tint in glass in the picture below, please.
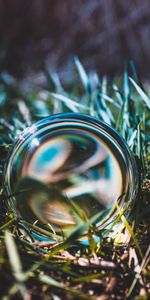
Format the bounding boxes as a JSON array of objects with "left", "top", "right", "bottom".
[{"left": 5, "top": 113, "right": 138, "bottom": 241}]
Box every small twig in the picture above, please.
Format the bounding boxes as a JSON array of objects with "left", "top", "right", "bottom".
[
  {"left": 5, "top": 231, "right": 31, "bottom": 300},
  {"left": 127, "top": 245, "right": 150, "bottom": 298}
]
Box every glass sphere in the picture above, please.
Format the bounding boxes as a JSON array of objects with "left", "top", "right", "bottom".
[{"left": 5, "top": 113, "right": 138, "bottom": 241}]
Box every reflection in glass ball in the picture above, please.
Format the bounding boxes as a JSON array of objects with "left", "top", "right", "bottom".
[{"left": 5, "top": 113, "right": 138, "bottom": 241}]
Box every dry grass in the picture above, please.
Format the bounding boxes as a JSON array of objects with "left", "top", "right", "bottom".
[{"left": 0, "top": 60, "right": 149, "bottom": 300}]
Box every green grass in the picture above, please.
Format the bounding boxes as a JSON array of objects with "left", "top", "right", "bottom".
[{"left": 0, "top": 59, "right": 149, "bottom": 299}]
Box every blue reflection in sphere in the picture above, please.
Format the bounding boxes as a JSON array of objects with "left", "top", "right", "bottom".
[{"left": 5, "top": 113, "right": 138, "bottom": 241}]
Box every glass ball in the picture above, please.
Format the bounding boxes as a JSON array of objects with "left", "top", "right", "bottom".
[{"left": 5, "top": 113, "right": 138, "bottom": 241}]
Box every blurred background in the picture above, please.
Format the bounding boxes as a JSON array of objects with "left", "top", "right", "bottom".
[{"left": 0, "top": 0, "right": 150, "bottom": 80}]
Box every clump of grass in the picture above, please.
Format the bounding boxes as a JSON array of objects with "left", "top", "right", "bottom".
[{"left": 0, "top": 59, "right": 149, "bottom": 300}]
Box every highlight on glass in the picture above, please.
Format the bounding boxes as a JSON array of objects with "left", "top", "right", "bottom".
[{"left": 5, "top": 113, "right": 138, "bottom": 241}]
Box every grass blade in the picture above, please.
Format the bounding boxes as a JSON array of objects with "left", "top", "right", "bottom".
[{"left": 129, "top": 77, "right": 150, "bottom": 109}]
